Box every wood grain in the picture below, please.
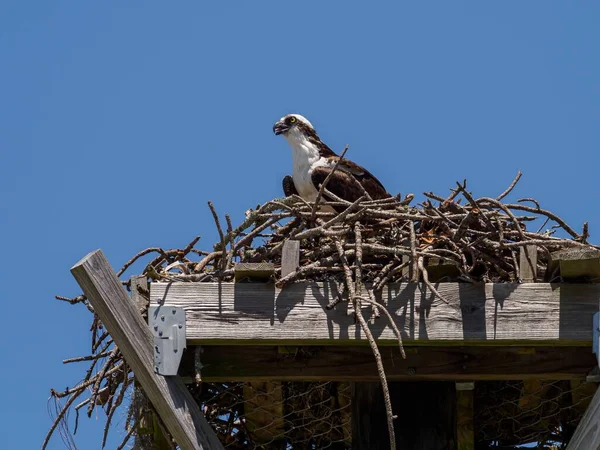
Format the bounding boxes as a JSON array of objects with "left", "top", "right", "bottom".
[
  {"left": 281, "top": 240, "right": 300, "bottom": 278},
  {"left": 71, "top": 250, "right": 224, "bottom": 450},
  {"left": 519, "top": 245, "right": 538, "bottom": 282},
  {"left": 551, "top": 248, "right": 600, "bottom": 281},
  {"left": 234, "top": 262, "right": 275, "bottom": 282},
  {"left": 150, "top": 282, "right": 600, "bottom": 345}
]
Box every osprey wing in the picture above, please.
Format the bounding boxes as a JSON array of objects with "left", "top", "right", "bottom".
[{"left": 311, "top": 157, "right": 390, "bottom": 203}]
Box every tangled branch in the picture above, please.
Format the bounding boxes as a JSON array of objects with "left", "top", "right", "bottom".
[{"left": 46, "top": 172, "right": 597, "bottom": 449}]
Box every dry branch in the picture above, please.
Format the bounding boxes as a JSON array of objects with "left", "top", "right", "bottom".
[{"left": 47, "top": 172, "right": 598, "bottom": 449}]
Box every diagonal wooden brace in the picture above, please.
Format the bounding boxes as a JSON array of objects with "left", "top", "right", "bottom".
[{"left": 71, "top": 249, "right": 224, "bottom": 450}]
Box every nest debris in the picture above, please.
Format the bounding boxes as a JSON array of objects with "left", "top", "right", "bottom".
[{"left": 46, "top": 171, "right": 598, "bottom": 450}]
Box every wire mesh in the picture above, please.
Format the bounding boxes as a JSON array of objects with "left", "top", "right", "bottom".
[
  {"left": 132, "top": 379, "right": 598, "bottom": 449},
  {"left": 475, "top": 380, "right": 598, "bottom": 449},
  {"left": 187, "top": 381, "right": 352, "bottom": 449}
]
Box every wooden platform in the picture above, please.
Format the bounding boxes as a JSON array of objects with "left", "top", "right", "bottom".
[{"left": 150, "top": 281, "right": 599, "bottom": 346}]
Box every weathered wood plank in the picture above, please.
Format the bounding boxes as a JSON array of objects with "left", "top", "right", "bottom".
[
  {"left": 150, "top": 282, "right": 600, "bottom": 345},
  {"left": 234, "top": 262, "right": 275, "bottom": 282},
  {"left": 281, "top": 240, "right": 300, "bottom": 278},
  {"left": 178, "top": 346, "right": 596, "bottom": 382},
  {"left": 72, "top": 250, "right": 224, "bottom": 450},
  {"left": 566, "top": 382, "right": 600, "bottom": 450},
  {"left": 519, "top": 245, "right": 538, "bottom": 282},
  {"left": 551, "top": 248, "right": 600, "bottom": 281}
]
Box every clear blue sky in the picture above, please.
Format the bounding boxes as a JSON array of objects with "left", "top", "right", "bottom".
[{"left": 1, "top": 2, "right": 598, "bottom": 449}]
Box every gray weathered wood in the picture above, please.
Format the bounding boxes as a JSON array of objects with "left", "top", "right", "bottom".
[
  {"left": 281, "top": 240, "right": 300, "bottom": 277},
  {"left": 550, "top": 248, "right": 600, "bottom": 281},
  {"left": 130, "top": 276, "right": 171, "bottom": 450},
  {"left": 234, "top": 262, "right": 275, "bottom": 281},
  {"left": 71, "top": 250, "right": 224, "bottom": 450},
  {"left": 178, "top": 345, "right": 595, "bottom": 382},
  {"left": 519, "top": 245, "right": 538, "bottom": 282},
  {"left": 566, "top": 382, "right": 600, "bottom": 450},
  {"left": 131, "top": 275, "right": 149, "bottom": 312},
  {"left": 150, "top": 282, "right": 600, "bottom": 345}
]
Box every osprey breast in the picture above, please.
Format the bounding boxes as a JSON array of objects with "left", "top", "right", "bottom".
[{"left": 288, "top": 133, "right": 331, "bottom": 202}]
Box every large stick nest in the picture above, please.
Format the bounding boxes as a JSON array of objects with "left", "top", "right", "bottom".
[{"left": 46, "top": 173, "right": 598, "bottom": 450}]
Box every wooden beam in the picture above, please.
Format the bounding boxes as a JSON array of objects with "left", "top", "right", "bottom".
[
  {"left": 234, "top": 262, "right": 275, "bottom": 282},
  {"left": 550, "top": 248, "right": 600, "bottom": 281},
  {"left": 566, "top": 382, "right": 600, "bottom": 449},
  {"left": 150, "top": 282, "right": 600, "bottom": 345},
  {"left": 177, "top": 346, "right": 596, "bottom": 382},
  {"left": 71, "top": 250, "right": 224, "bottom": 450}
]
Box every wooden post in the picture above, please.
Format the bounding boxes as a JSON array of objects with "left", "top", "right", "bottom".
[
  {"left": 242, "top": 382, "right": 285, "bottom": 445},
  {"left": 130, "top": 276, "right": 172, "bottom": 450},
  {"left": 519, "top": 245, "right": 538, "bottom": 282},
  {"left": 352, "top": 382, "right": 388, "bottom": 449},
  {"left": 352, "top": 382, "right": 457, "bottom": 449},
  {"left": 281, "top": 240, "right": 300, "bottom": 278},
  {"left": 456, "top": 382, "right": 474, "bottom": 450},
  {"left": 71, "top": 250, "right": 224, "bottom": 450},
  {"left": 234, "top": 260, "right": 284, "bottom": 446}
]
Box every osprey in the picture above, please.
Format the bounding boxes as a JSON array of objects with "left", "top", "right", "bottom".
[{"left": 273, "top": 114, "right": 391, "bottom": 205}]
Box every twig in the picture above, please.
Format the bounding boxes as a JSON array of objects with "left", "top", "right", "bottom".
[
  {"left": 208, "top": 201, "right": 227, "bottom": 270},
  {"left": 310, "top": 145, "right": 349, "bottom": 222},
  {"left": 333, "top": 236, "right": 397, "bottom": 450},
  {"left": 496, "top": 171, "right": 522, "bottom": 201}
]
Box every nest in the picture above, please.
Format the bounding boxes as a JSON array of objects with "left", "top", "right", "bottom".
[{"left": 46, "top": 173, "right": 598, "bottom": 450}]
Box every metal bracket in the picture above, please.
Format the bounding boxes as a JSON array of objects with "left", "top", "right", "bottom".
[
  {"left": 593, "top": 312, "right": 600, "bottom": 369},
  {"left": 149, "top": 305, "right": 186, "bottom": 376}
]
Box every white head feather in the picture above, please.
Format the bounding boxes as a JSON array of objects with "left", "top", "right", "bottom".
[{"left": 281, "top": 114, "right": 314, "bottom": 130}]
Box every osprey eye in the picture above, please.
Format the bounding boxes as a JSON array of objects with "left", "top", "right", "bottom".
[{"left": 288, "top": 116, "right": 297, "bottom": 124}]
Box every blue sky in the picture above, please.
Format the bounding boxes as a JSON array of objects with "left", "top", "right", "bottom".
[{"left": 1, "top": 2, "right": 598, "bottom": 449}]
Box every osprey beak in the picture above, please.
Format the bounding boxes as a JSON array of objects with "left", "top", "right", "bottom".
[{"left": 273, "top": 120, "right": 288, "bottom": 136}]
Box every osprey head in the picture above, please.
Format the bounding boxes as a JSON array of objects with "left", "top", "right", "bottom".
[{"left": 273, "top": 114, "right": 314, "bottom": 136}]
